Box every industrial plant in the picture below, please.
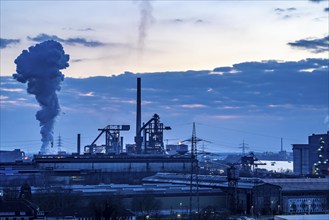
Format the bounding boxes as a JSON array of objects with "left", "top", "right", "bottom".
[{"left": 1, "top": 78, "right": 329, "bottom": 220}]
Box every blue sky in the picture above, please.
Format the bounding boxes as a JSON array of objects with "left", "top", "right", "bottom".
[{"left": 0, "top": 0, "right": 328, "bottom": 154}]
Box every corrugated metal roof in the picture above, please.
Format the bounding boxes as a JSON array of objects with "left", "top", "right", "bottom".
[
  {"left": 275, "top": 214, "right": 329, "bottom": 220},
  {"left": 27, "top": 183, "right": 223, "bottom": 196},
  {"left": 262, "top": 178, "right": 329, "bottom": 191},
  {"left": 144, "top": 173, "right": 329, "bottom": 192}
]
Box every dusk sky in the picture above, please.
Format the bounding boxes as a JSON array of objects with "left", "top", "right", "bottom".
[{"left": 1, "top": 0, "right": 328, "bottom": 154}]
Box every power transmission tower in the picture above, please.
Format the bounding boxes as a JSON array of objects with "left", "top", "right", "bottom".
[
  {"left": 182, "top": 122, "right": 205, "bottom": 219},
  {"left": 239, "top": 140, "right": 249, "bottom": 155},
  {"left": 57, "top": 133, "right": 62, "bottom": 152}
]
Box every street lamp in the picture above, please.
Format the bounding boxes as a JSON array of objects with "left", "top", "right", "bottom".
[
  {"left": 251, "top": 205, "right": 254, "bottom": 217},
  {"left": 271, "top": 201, "right": 274, "bottom": 216},
  {"left": 278, "top": 204, "right": 280, "bottom": 215}
]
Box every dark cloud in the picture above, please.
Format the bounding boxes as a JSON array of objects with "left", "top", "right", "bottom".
[
  {"left": 173, "top": 19, "right": 184, "bottom": 23},
  {"left": 171, "top": 18, "right": 206, "bottom": 24},
  {"left": 28, "top": 33, "right": 105, "bottom": 47},
  {"left": 288, "top": 35, "right": 329, "bottom": 53},
  {"left": 63, "top": 27, "right": 95, "bottom": 32},
  {"left": 71, "top": 59, "right": 84, "bottom": 63},
  {"left": 309, "top": 0, "right": 326, "bottom": 2},
  {"left": 274, "top": 7, "right": 298, "bottom": 19},
  {"left": 77, "top": 28, "right": 94, "bottom": 32},
  {"left": 275, "top": 8, "right": 296, "bottom": 12},
  {"left": 274, "top": 8, "right": 297, "bottom": 13},
  {"left": 274, "top": 8, "right": 285, "bottom": 12},
  {"left": 28, "top": 34, "right": 62, "bottom": 42},
  {"left": 0, "top": 38, "right": 20, "bottom": 49},
  {"left": 65, "top": 37, "right": 104, "bottom": 47}
]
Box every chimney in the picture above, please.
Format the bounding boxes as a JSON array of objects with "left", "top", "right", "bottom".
[
  {"left": 135, "top": 77, "right": 142, "bottom": 152},
  {"left": 77, "top": 133, "right": 81, "bottom": 155}
]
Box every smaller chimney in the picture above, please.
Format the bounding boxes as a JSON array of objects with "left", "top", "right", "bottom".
[{"left": 120, "top": 137, "right": 123, "bottom": 153}]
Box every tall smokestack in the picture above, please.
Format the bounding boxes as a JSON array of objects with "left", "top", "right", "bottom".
[
  {"left": 135, "top": 77, "right": 142, "bottom": 152},
  {"left": 77, "top": 133, "right": 81, "bottom": 155}
]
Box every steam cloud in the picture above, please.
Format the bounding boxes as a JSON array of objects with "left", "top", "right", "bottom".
[
  {"left": 13, "top": 40, "right": 69, "bottom": 154},
  {"left": 138, "top": 0, "right": 153, "bottom": 53}
]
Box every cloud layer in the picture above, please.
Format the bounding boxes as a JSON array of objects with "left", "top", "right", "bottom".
[
  {"left": 28, "top": 33, "right": 105, "bottom": 47},
  {"left": 1, "top": 58, "right": 328, "bottom": 153}
]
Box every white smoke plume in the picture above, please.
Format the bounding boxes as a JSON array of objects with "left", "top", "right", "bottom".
[
  {"left": 13, "top": 40, "right": 69, "bottom": 155},
  {"left": 138, "top": 0, "right": 153, "bottom": 53}
]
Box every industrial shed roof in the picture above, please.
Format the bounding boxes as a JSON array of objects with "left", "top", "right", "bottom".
[{"left": 262, "top": 178, "right": 329, "bottom": 191}]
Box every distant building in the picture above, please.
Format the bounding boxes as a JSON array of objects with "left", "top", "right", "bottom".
[
  {"left": 165, "top": 144, "right": 188, "bottom": 155},
  {"left": 292, "top": 132, "right": 329, "bottom": 175},
  {"left": 0, "top": 149, "right": 25, "bottom": 163}
]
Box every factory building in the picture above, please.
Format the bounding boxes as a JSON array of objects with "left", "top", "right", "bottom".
[
  {"left": 0, "top": 149, "right": 25, "bottom": 163},
  {"left": 263, "top": 178, "right": 329, "bottom": 214},
  {"left": 292, "top": 132, "right": 329, "bottom": 175},
  {"left": 144, "top": 173, "right": 329, "bottom": 215},
  {"left": 0, "top": 183, "right": 225, "bottom": 219},
  {"left": 0, "top": 155, "right": 195, "bottom": 187},
  {"left": 144, "top": 173, "right": 282, "bottom": 215}
]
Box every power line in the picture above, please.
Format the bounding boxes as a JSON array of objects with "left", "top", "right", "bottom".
[
  {"left": 0, "top": 139, "right": 41, "bottom": 144},
  {"left": 196, "top": 122, "right": 301, "bottom": 143}
]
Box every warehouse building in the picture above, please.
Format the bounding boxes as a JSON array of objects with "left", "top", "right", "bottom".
[{"left": 263, "top": 178, "right": 329, "bottom": 214}]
